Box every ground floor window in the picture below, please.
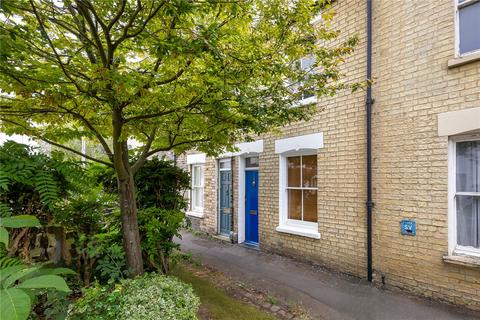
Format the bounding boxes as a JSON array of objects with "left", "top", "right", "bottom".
[
  {"left": 286, "top": 155, "right": 318, "bottom": 223},
  {"left": 190, "top": 164, "right": 204, "bottom": 213},
  {"left": 275, "top": 133, "right": 323, "bottom": 239},
  {"left": 453, "top": 138, "right": 480, "bottom": 252},
  {"left": 449, "top": 135, "right": 480, "bottom": 258}
]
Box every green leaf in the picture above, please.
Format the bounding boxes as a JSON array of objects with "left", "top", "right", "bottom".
[
  {"left": 3, "top": 267, "right": 39, "bottom": 289},
  {"left": 0, "top": 227, "right": 8, "bottom": 247},
  {"left": 0, "top": 288, "right": 31, "bottom": 320},
  {"left": 17, "top": 275, "right": 70, "bottom": 292},
  {"left": 39, "top": 267, "right": 76, "bottom": 276},
  {"left": 0, "top": 265, "right": 26, "bottom": 286},
  {"left": 0, "top": 215, "right": 40, "bottom": 228}
]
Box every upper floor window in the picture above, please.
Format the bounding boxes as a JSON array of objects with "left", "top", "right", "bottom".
[
  {"left": 456, "top": 0, "right": 480, "bottom": 56},
  {"left": 190, "top": 164, "right": 204, "bottom": 213},
  {"left": 296, "top": 56, "right": 317, "bottom": 105},
  {"left": 450, "top": 137, "right": 480, "bottom": 256}
]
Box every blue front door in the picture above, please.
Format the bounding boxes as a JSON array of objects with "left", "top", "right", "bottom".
[{"left": 245, "top": 170, "right": 259, "bottom": 245}]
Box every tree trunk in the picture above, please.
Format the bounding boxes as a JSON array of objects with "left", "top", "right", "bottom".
[{"left": 117, "top": 173, "right": 144, "bottom": 276}]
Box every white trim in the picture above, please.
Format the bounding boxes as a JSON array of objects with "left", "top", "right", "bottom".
[
  {"left": 221, "top": 140, "right": 264, "bottom": 157},
  {"left": 276, "top": 225, "right": 320, "bottom": 239},
  {"left": 190, "top": 164, "right": 204, "bottom": 213},
  {"left": 438, "top": 107, "right": 480, "bottom": 136},
  {"left": 186, "top": 211, "right": 205, "bottom": 218},
  {"left": 187, "top": 153, "right": 206, "bottom": 165},
  {"left": 296, "top": 95, "right": 317, "bottom": 107},
  {"left": 448, "top": 134, "right": 480, "bottom": 257},
  {"left": 237, "top": 156, "right": 246, "bottom": 244},
  {"left": 275, "top": 133, "right": 324, "bottom": 154},
  {"left": 455, "top": 246, "right": 480, "bottom": 257},
  {"left": 454, "top": 0, "right": 480, "bottom": 58},
  {"left": 277, "top": 151, "right": 320, "bottom": 239}
]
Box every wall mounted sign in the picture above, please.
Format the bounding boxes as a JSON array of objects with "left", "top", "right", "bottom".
[{"left": 401, "top": 219, "right": 416, "bottom": 236}]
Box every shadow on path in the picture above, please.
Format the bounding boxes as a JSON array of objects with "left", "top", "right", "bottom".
[{"left": 176, "top": 231, "right": 479, "bottom": 320}]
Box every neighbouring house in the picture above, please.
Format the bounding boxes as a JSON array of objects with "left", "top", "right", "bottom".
[{"left": 177, "top": 0, "right": 480, "bottom": 311}]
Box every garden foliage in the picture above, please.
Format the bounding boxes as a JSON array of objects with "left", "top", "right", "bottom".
[
  {"left": 67, "top": 273, "right": 200, "bottom": 320},
  {"left": 0, "top": 215, "right": 73, "bottom": 320},
  {"left": 0, "top": 0, "right": 358, "bottom": 274}
]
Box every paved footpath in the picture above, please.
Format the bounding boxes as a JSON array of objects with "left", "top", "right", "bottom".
[{"left": 176, "top": 231, "right": 479, "bottom": 320}]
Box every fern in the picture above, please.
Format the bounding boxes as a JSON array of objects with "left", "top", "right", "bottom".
[
  {"left": 0, "top": 203, "right": 11, "bottom": 217},
  {"left": 0, "top": 255, "right": 22, "bottom": 268},
  {"left": 34, "top": 170, "right": 59, "bottom": 208},
  {"left": 0, "top": 171, "right": 9, "bottom": 191}
]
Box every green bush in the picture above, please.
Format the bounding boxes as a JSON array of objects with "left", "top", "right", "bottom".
[
  {"left": 91, "top": 158, "right": 190, "bottom": 275},
  {"left": 67, "top": 273, "right": 200, "bottom": 320}
]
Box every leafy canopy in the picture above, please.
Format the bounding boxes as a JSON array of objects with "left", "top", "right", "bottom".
[{"left": 0, "top": 0, "right": 357, "bottom": 165}]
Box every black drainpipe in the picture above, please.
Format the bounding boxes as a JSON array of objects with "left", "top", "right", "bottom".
[{"left": 366, "top": 0, "right": 374, "bottom": 282}]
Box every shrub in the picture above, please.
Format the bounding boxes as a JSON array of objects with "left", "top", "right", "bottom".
[
  {"left": 92, "top": 158, "right": 191, "bottom": 274},
  {"left": 67, "top": 273, "right": 200, "bottom": 320}
]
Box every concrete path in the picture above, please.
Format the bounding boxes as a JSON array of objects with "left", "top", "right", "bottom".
[{"left": 176, "top": 231, "right": 479, "bottom": 320}]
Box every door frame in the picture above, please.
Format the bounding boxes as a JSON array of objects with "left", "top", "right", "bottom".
[
  {"left": 237, "top": 154, "right": 259, "bottom": 244},
  {"left": 217, "top": 158, "right": 232, "bottom": 235}
]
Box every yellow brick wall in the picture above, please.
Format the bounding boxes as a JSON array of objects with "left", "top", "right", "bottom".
[
  {"left": 372, "top": 0, "right": 480, "bottom": 309},
  {"left": 178, "top": 0, "right": 480, "bottom": 310},
  {"left": 259, "top": 0, "right": 368, "bottom": 279}
]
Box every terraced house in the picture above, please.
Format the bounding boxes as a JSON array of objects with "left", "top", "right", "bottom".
[{"left": 178, "top": 0, "right": 480, "bottom": 311}]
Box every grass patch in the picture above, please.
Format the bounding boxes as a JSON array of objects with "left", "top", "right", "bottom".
[{"left": 172, "top": 265, "right": 276, "bottom": 320}]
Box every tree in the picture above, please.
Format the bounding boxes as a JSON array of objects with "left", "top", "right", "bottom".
[{"left": 0, "top": 0, "right": 357, "bottom": 276}]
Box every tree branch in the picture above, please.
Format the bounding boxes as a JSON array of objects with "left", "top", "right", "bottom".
[
  {"left": 74, "top": 0, "right": 108, "bottom": 66},
  {"left": 29, "top": 0, "right": 86, "bottom": 92},
  {"left": 144, "top": 138, "right": 211, "bottom": 158},
  {"left": 124, "top": 91, "right": 200, "bottom": 123},
  {"left": 56, "top": 105, "right": 114, "bottom": 162},
  {"left": 0, "top": 118, "right": 113, "bottom": 167},
  {"left": 131, "top": 128, "right": 157, "bottom": 174}
]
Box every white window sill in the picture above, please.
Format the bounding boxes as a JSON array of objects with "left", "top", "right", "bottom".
[
  {"left": 294, "top": 96, "right": 317, "bottom": 108},
  {"left": 276, "top": 225, "right": 321, "bottom": 239},
  {"left": 447, "top": 51, "right": 480, "bottom": 68},
  {"left": 443, "top": 254, "right": 480, "bottom": 268},
  {"left": 186, "top": 211, "right": 204, "bottom": 218}
]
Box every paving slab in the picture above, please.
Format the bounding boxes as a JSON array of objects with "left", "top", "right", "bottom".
[{"left": 176, "top": 231, "right": 480, "bottom": 320}]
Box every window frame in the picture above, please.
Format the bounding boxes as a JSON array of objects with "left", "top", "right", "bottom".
[
  {"left": 277, "top": 151, "right": 320, "bottom": 237},
  {"left": 190, "top": 164, "right": 204, "bottom": 214},
  {"left": 448, "top": 134, "right": 480, "bottom": 257},
  {"left": 285, "top": 155, "right": 318, "bottom": 223},
  {"left": 296, "top": 56, "right": 318, "bottom": 107},
  {"left": 455, "top": 0, "right": 480, "bottom": 58}
]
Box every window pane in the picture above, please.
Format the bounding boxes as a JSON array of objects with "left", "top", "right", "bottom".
[
  {"left": 219, "top": 160, "right": 231, "bottom": 170},
  {"left": 193, "top": 166, "right": 202, "bottom": 187},
  {"left": 456, "top": 195, "right": 479, "bottom": 248},
  {"left": 246, "top": 156, "right": 259, "bottom": 168},
  {"left": 302, "top": 155, "right": 317, "bottom": 188},
  {"left": 287, "top": 156, "right": 301, "bottom": 187},
  {"left": 301, "top": 56, "right": 315, "bottom": 71},
  {"left": 456, "top": 141, "right": 479, "bottom": 192},
  {"left": 303, "top": 190, "right": 317, "bottom": 222},
  {"left": 459, "top": 2, "right": 480, "bottom": 54},
  {"left": 288, "top": 189, "right": 302, "bottom": 220},
  {"left": 302, "top": 91, "right": 315, "bottom": 100},
  {"left": 193, "top": 187, "right": 203, "bottom": 208}
]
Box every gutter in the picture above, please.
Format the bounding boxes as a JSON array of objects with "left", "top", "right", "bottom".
[{"left": 366, "top": 0, "right": 374, "bottom": 282}]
